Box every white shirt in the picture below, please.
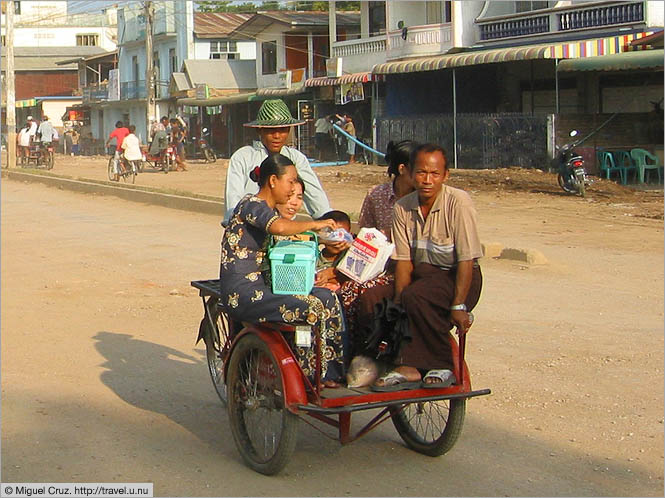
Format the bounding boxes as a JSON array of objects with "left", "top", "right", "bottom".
[
  {"left": 121, "top": 133, "right": 143, "bottom": 161},
  {"left": 27, "top": 121, "right": 38, "bottom": 137},
  {"left": 224, "top": 140, "right": 331, "bottom": 222},
  {"left": 18, "top": 128, "right": 31, "bottom": 147},
  {"left": 315, "top": 118, "right": 332, "bottom": 134}
]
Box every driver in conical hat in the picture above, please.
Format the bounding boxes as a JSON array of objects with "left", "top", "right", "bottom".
[{"left": 224, "top": 99, "right": 331, "bottom": 222}]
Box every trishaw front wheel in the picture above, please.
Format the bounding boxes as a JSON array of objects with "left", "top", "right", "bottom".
[
  {"left": 390, "top": 398, "right": 465, "bottom": 457},
  {"left": 227, "top": 334, "right": 298, "bottom": 475}
]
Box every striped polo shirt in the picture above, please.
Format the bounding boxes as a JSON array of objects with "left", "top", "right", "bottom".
[{"left": 391, "top": 185, "right": 483, "bottom": 269}]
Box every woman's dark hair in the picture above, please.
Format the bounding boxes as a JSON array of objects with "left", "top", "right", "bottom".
[
  {"left": 115, "top": 121, "right": 124, "bottom": 128},
  {"left": 295, "top": 176, "right": 305, "bottom": 194},
  {"left": 409, "top": 143, "right": 448, "bottom": 171},
  {"left": 128, "top": 124, "right": 136, "bottom": 133},
  {"left": 385, "top": 140, "right": 417, "bottom": 177},
  {"left": 250, "top": 153, "right": 295, "bottom": 186}
]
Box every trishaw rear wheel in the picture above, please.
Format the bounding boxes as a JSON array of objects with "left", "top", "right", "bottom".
[
  {"left": 203, "top": 307, "right": 232, "bottom": 405},
  {"left": 390, "top": 398, "right": 465, "bottom": 457},
  {"left": 227, "top": 334, "right": 298, "bottom": 475}
]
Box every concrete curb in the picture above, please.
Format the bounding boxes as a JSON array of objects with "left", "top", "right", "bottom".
[
  {"left": 2, "top": 169, "right": 224, "bottom": 217},
  {"left": 3, "top": 170, "right": 548, "bottom": 265}
]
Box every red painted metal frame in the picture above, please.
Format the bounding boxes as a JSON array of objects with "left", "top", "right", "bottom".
[{"left": 192, "top": 278, "right": 487, "bottom": 446}]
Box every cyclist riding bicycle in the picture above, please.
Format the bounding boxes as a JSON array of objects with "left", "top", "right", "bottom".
[
  {"left": 105, "top": 120, "right": 130, "bottom": 174},
  {"left": 121, "top": 124, "right": 143, "bottom": 173}
]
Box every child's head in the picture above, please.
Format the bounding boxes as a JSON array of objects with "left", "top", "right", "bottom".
[
  {"left": 276, "top": 176, "right": 305, "bottom": 219},
  {"left": 317, "top": 210, "right": 352, "bottom": 256}
]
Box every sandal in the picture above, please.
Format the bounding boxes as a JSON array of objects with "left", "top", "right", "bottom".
[
  {"left": 422, "top": 369, "right": 456, "bottom": 389},
  {"left": 371, "top": 371, "right": 421, "bottom": 392}
]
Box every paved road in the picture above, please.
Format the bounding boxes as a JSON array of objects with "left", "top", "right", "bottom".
[{"left": 2, "top": 180, "right": 662, "bottom": 497}]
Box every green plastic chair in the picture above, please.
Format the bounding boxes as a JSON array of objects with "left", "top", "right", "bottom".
[
  {"left": 597, "top": 150, "right": 624, "bottom": 184},
  {"left": 611, "top": 150, "right": 638, "bottom": 184},
  {"left": 630, "top": 149, "right": 663, "bottom": 184}
]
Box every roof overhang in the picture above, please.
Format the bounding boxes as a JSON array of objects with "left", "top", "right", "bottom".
[
  {"left": 177, "top": 92, "right": 257, "bottom": 107},
  {"left": 373, "top": 32, "right": 657, "bottom": 75},
  {"left": 557, "top": 48, "right": 664, "bottom": 72}
]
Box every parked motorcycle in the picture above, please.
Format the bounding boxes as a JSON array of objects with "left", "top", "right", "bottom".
[
  {"left": 556, "top": 130, "right": 591, "bottom": 197},
  {"left": 191, "top": 128, "right": 217, "bottom": 163}
]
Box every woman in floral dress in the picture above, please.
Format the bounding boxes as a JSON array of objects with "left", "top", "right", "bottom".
[{"left": 219, "top": 154, "right": 345, "bottom": 386}]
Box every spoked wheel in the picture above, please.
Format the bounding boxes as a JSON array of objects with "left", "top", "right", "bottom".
[
  {"left": 203, "top": 305, "right": 232, "bottom": 405},
  {"left": 390, "top": 398, "right": 466, "bottom": 457},
  {"left": 107, "top": 157, "right": 119, "bottom": 182},
  {"left": 557, "top": 173, "right": 577, "bottom": 194},
  {"left": 227, "top": 334, "right": 298, "bottom": 475},
  {"left": 47, "top": 151, "right": 54, "bottom": 170}
]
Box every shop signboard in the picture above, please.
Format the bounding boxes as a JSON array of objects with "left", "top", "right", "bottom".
[{"left": 337, "top": 82, "right": 364, "bottom": 105}]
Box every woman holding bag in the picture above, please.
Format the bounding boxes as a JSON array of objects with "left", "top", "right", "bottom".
[{"left": 219, "top": 153, "right": 345, "bottom": 387}]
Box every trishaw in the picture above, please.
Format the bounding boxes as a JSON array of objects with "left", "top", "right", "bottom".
[{"left": 191, "top": 278, "right": 491, "bottom": 475}]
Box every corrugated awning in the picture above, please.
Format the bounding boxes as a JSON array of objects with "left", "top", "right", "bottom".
[
  {"left": 255, "top": 86, "right": 308, "bottom": 97},
  {"left": 177, "top": 92, "right": 256, "bottom": 107},
  {"left": 306, "top": 72, "right": 381, "bottom": 87},
  {"left": 557, "top": 48, "right": 664, "bottom": 72},
  {"left": 373, "top": 32, "right": 655, "bottom": 75}
]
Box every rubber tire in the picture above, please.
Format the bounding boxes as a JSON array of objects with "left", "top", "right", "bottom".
[
  {"left": 557, "top": 172, "right": 577, "bottom": 194},
  {"left": 576, "top": 172, "right": 586, "bottom": 198},
  {"left": 227, "top": 334, "right": 298, "bottom": 475},
  {"left": 204, "top": 148, "right": 216, "bottom": 163},
  {"left": 165, "top": 155, "right": 173, "bottom": 172},
  {"left": 390, "top": 398, "right": 466, "bottom": 457},
  {"left": 203, "top": 307, "right": 232, "bottom": 405},
  {"left": 108, "top": 157, "right": 119, "bottom": 182}
]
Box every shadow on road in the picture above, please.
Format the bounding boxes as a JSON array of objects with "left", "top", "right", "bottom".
[
  {"left": 90, "top": 331, "right": 661, "bottom": 495},
  {"left": 92, "top": 331, "right": 234, "bottom": 456}
]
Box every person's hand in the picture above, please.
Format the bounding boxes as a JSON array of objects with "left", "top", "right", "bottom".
[
  {"left": 450, "top": 309, "right": 473, "bottom": 335},
  {"left": 312, "top": 219, "right": 336, "bottom": 232},
  {"left": 324, "top": 240, "right": 351, "bottom": 253},
  {"left": 315, "top": 267, "right": 336, "bottom": 286}
]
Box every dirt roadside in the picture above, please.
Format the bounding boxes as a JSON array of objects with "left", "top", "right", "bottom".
[{"left": 1, "top": 154, "right": 663, "bottom": 496}]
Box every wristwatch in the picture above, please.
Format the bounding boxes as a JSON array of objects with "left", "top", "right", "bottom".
[{"left": 450, "top": 303, "right": 467, "bottom": 312}]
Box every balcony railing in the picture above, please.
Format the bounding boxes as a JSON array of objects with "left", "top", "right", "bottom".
[
  {"left": 478, "top": 1, "right": 645, "bottom": 42},
  {"left": 82, "top": 82, "right": 109, "bottom": 103},
  {"left": 119, "top": 80, "right": 172, "bottom": 100},
  {"left": 480, "top": 15, "right": 550, "bottom": 40},
  {"left": 558, "top": 2, "right": 644, "bottom": 31},
  {"left": 332, "top": 35, "right": 387, "bottom": 58},
  {"left": 121, "top": 80, "right": 146, "bottom": 100},
  {"left": 387, "top": 23, "right": 453, "bottom": 60}
]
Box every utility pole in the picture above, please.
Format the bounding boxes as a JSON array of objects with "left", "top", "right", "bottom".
[
  {"left": 144, "top": 0, "right": 155, "bottom": 141},
  {"left": 5, "top": 0, "right": 17, "bottom": 168}
]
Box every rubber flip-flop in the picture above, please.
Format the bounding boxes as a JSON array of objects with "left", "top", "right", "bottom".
[
  {"left": 421, "top": 369, "right": 456, "bottom": 389},
  {"left": 371, "top": 371, "right": 421, "bottom": 392}
]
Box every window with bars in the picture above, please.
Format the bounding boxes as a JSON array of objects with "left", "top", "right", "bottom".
[
  {"left": 76, "top": 34, "right": 99, "bottom": 46},
  {"left": 210, "top": 40, "right": 239, "bottom": 60}
]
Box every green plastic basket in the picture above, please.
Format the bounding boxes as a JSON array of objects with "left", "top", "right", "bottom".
[{"left": 269, "top": 232, "right": 318, "bottom": 295}]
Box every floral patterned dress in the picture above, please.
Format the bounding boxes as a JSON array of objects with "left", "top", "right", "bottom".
[{"left": 219, "top": 194, "right": 345, "bottom": 380}]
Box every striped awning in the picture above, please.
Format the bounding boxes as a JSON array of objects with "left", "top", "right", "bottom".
[
  {"left": 373, "top": 32, "right": 655, "bottom": 75},
  {"left": 305, "top": 71, "right": 381, "bottom": 87},
  {"left": 557, "top": 48, "right": 664, "bottom": 72},
  {"left": 255, "top": 86, "right": 308, "bottom": 97}
]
